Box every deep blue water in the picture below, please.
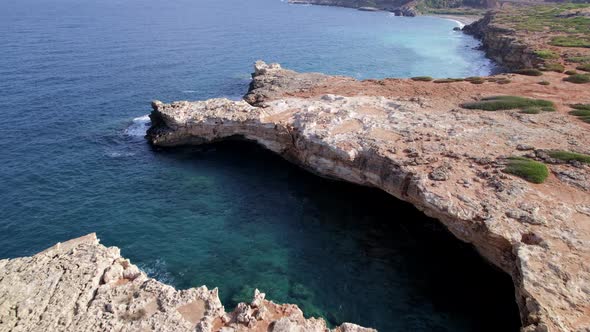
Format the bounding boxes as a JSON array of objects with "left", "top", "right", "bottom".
[{"left": 0, "top": 0, "right": 518, "bottom": 331}]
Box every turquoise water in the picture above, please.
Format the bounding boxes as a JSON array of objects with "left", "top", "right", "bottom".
[{"left": 0, "top": 0, "right": 518, "bottom": 330}]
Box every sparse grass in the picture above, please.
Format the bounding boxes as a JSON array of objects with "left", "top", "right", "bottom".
[
  {"left": 411, "top": 76, "right": 433, "bottom": 82},
  {"left": 461, "top": 96, "right": 555, "bottom": 112},
  {"left": 547, "top": 150, "right": 590, "bottom": 163},
  {"left": 565, "top": 70, "right": 578, "bottom": 75},
  {"left": 576, "top": 64, "right": 590, "bottom": 72},
  {"left": 520, "top": 106, "right": 556, "bottom": 114},
  {"left": 433, "top": 78, "right": 464, "bottom": 83},
  {"left": 564, "top": 73, "right": 590, "bottom": 83},
  {"left": 495, "top": 4, "right": 590, "bottom": 36},
  {"left": 539, "top": 63, "right": 564, "bottom": 73},
  {"left": 513, "top": 68, "right": 543, "bottom": 76},
  {"left": 567, "top": 55, "right": 590, "bottom": 63},
  {"left": 504, "top": 157, "right": 549, "bottom": 184},
  {"left": 538, "top": 80, "right": 551, "bottom": 85},
  {"left": 570, "top": 109, "right": 590, "bottom": 116},
  {"left": 550, "top": 36, "right": 590, "bottom": 48},
  {"left": 571, "top": 104, "right": 590, "bottom": 110},
  {"left": 569, "top": 104, "right": 590, "bottom": 123},
  {"left": 534, "top": 49, "right": 559, "bottom": 59}
]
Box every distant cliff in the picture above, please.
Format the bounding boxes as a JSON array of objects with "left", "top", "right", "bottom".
[{"left": 288, "top": 0, "right": 494, "bottom": 16}]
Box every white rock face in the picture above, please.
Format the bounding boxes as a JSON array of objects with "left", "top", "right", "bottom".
[{"left": 0, "top": 234, "right": 375, "bottom": 332}]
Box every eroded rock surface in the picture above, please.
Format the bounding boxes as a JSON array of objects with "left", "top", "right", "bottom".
[
  {"left": 0, "top": 234, "right": 374, "bottom": 332},
  {"left": 148, "top": 61, "right": 590, "bottom": 332}
]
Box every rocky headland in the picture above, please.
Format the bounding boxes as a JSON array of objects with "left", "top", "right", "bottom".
[{"left": 147, "top": 58, "right": 590, "bottom": 331}]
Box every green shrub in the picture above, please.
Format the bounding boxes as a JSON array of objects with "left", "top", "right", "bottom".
[
  {"left": 411, "top": 76, "right": 433, "bottom": 81},
  {"left": 571, "top": 104, "right": 590, "bottom": 110},
  {"left": 564, "top": 73, "right": 590, "bottom": 83},
  {"left": 540, "top": 63, "right": 564, "bottom": 73},
  {"left": 576, "top": 64, "right": 590, "bottom": 72},
  {"left": 504, "top": 157, "right": 549, "bottom": 184},
  {"left": 565, "top": 70, "right": 578, "bottom": 75},
  {"left": 513, "top": 68, "right": 543, "bottom": 76},
  {"left": 533, "top": 49, "right": 559, "bottom": 59},
  {"left": 550, "top": 36, "right": 590, "bottom": 48},
  {"left": 433, "top": 78, "right": 464, "bottom": 83},
  {"left": 570, "top": 109, "right": 590, "bottom": 116},
  {"left": 465, "top": 76, "right": 482, "bottom": 81},
  {"left": 496, "top": 78, "right": 511, "bottom": 84},
  {"left": 538, "top": 80, "right": 551, "bottom": 85},
  {"left": 547, "top": 150, "right": 590, "bottom": 164},
  {"left": 470, "top": 79, "right": 486, "bottom": 84},
  {"left": 461, "top": 96, "right": 555, "bottom": 111},
  {"left": 566, "top": 56, "right": 590, "bottom": 63}
]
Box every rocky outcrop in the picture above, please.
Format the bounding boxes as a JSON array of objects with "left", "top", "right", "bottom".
[
  {"left": 148, "top": 61, "right": 590, "bottom": 332},
  {"left": 0, "top": 233, "right": 374, "bottom": 332},
  {"left": 463, "top": 12, "right": 538, "bottom": 69}
]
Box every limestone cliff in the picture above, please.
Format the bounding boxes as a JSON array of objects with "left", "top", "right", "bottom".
[
  {"left": 148, "top": 61, "right": 590, "bottom": 332},
  {"left": 0, "top": 234, "right": 374, "bottom": 332},
  {"left": 463, "top": 11, "right": 539, "bottom": 69}
]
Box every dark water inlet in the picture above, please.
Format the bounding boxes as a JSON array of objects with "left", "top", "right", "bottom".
[{"left": 147, "top": 140, "right": 521, "bottom": 332}]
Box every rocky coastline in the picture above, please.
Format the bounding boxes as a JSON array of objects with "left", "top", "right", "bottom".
[
  {"left": 147, "top": 58, "right": 590, "bottom": 332},
  {"left": 0, "top": 234, "right": 374, "bottom": 332},
  {"left": 2, "top": 6, "right": 589, "bottom": 332}
]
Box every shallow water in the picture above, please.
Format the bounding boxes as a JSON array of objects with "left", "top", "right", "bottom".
[{"left": 0, "top": 0, "right": 518, "bottom": 330}]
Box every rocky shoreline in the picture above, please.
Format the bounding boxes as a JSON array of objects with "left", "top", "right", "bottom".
[
  {"left": 0, "top": 234, "right": 374, "bottom": 332},
  {"left": 147, "top": 60, "right": 590, "bottom": 332}
]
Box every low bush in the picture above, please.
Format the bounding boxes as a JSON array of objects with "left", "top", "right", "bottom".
[
  {"left": 564, "top": 73, "right": 590, "bottom": 83},
  {"left": 538, "top": 80, "right": 551, "bottom": 85},
  {"left": 569, "top": 104, "right": 590, "bottom": 123},
  {"left": 411, "top": 76, "right": 433, "bottom": 81},
  {"left": 565, "top": 70, "right": 578, "bottom": 75},
  {"left": 433, "top": 78, "right": 464, "bottom": 83},
  {"left": 571, "top": 104, "right": 590, "bottom": 110},
  {"left": 496, "top": 78, "right": 511, "bottom": 84},
  {"left": 550, "top": 36, "right": 590, "bottom": 48},
  {"left": 513, "top": 68, "right": 543, "bottom": 76},
  {"left": 566, "top": 56, "right": 590, "bottom": 63},
  {"left": 533, "top": 49, "right": 559, "bottom": 59},
  {"left": 547, "top": 150, "right": 590, "bottom": 164},
  {"left": 461, "top": 96, "right": 555, "bottom": 111},
  {"left": 504, "top": 157, "right": 549, "bottom": 184},
  {"left": 576, "top": 64, "right": 590, "bottom": 72},
  {"left": 539, "top": 63, "right": 564, "bottom": 73}
]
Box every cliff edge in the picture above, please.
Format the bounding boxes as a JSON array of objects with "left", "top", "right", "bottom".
[{"left": 147, "top": 61, "right": 590, "bottom": 332}]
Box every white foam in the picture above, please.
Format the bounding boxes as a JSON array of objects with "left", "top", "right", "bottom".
[
  {"left": 124, "top": 114, "right": 151, "bottom": 137},
  {"left": 446, "top": 18, "right": 465, "bottom": 29}
]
